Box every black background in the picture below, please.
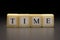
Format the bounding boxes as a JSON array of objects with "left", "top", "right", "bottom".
[{"left": 0, "top": 1, "right": 57, "bottom": 20}]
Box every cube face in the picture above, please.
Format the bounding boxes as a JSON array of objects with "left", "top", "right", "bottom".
[
  {"left": 42, "top": 14, "right": 54, "bottom": 27},
  {"left": 7, "top": 14, "right": 19, "bottom": 28},
  {"left": 18, "top": 14, "right": 30, "bottom": 28},
  {"left": 30, "top": 14, "right": 42, "bottom": 27}
]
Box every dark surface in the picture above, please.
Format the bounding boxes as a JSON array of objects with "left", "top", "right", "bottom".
[{"left": 0, "top": 18, "right": 60, "bottom": 40}]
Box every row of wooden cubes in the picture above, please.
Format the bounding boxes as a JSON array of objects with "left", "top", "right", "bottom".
[{"left": 7, "top": 14, "right": 54, "bottom": 28}]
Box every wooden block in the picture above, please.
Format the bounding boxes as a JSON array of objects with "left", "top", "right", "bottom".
[
  {"left": 7, "top": 14, "right": 54, "bottom": 28},
  {"left": 42, "top": 14, "right": 54, "bottom": 27},
  {"left": 7, "top": 14, "right": 19, "bottom": 28},
  {"left": 30, "top": 14, "right": 42, "bottom": 28},
  {"left": 18, "top": 14, "right": 30, "bottom": 28}
]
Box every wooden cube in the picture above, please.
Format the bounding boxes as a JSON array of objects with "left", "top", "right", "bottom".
[
  {"left": 18, "top": 14, "right": 30, "bottom": 28},
  {"left": 7, "top": 14, "right": 19, "bottom": 28},
  {"left": 42, "top": 14, "right": 54, "bottom": 27},
  {"left": 30, "top": 14, "right": 42, "bottom": 28}
]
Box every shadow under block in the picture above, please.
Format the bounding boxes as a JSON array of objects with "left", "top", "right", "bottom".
[
  {"left": 30, "top": 14, "right": 42, "bottom": 28},
  {"left": 42, "top": 14, "right": 54, "bottom": 27},
  {"left": 7, "top": 14, "right": 19, "bottom": 28},
  {"left": 18, "top": 14, "right": 30, "bottom": 28}
]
